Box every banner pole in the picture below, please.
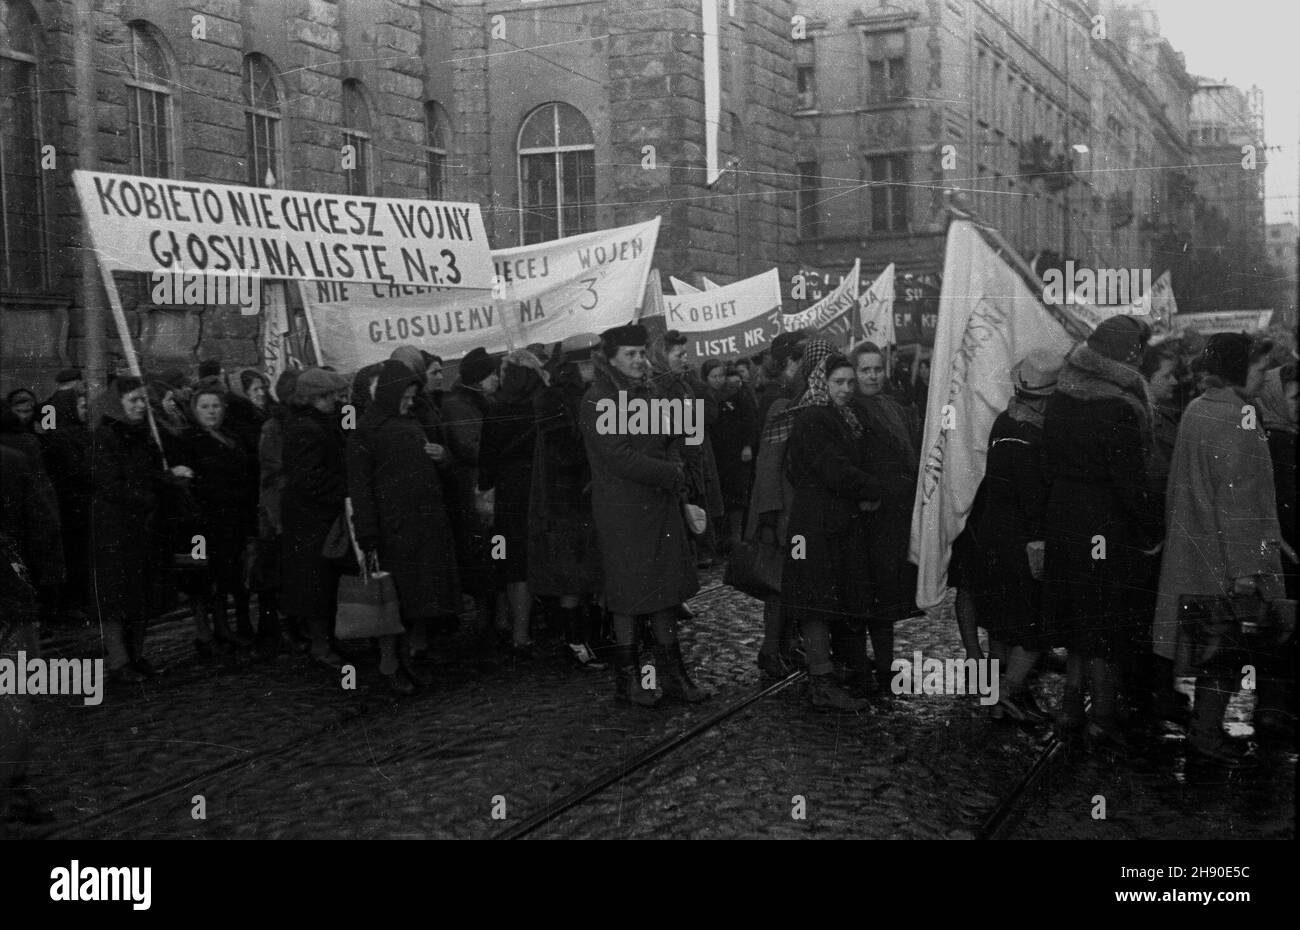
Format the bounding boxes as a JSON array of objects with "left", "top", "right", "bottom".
[
  {"left": 296, "top": 280, "right": 326, "bottom": 366},
  {"left": 95, "top": 262, "right": 169, "bottom": 468}
]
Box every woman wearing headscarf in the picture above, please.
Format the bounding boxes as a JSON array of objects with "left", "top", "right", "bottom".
[
  {"left": 223, "top": 368, "right": 272, "bottom": 454},
  {"left": 280, "top": 367, "right": 351, "bottom": 669},
  {"left": 581, "top": 324, "right": 707, "bottom": 707},
  {"left": 1042, "top": 315, "right": 1162, "bottom": 749},
  {"left": 348, "top": 359, "right": 461, "bottom": 695},
  {"left": 176, "top": 386, "right": 260, "bottom": 657},
  {"left": 528, "top": 340, "right": 606, "bottom": 668},
  {"left": 778, "top": 349, "right": 883, "bottom": 711},
  {"left": 1153, "top": 335, "right": 1285, "bottom": 761},
  {"left": 91, "top": 376, "right": 190, "bottom": 682},
  {"left": 479, "top": 349, "right": 548, "bottom": 654},
  {"left": 746, "top": 337, "right": 824, "bottom": 679}
]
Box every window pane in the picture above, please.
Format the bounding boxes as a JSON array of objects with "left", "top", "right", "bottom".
[
  {"left": 343, "top": 81, "right": 369, "bottom": 132},
  {"left": 0, "top": 1, "right": 35, "bottom": 54},
  {"left": 425, "top": 101, "right": 447, "bottom": 150},
  {"left": 520, "top": 152, "right": 557, "bottom": 244},
  {"left": 427, "top": 152, "right": 445, "bottom": 200},
  {"left": 797, "top": 161, "right": 819, "bottom": 239},
  {"left": 555, "top": 103, "right": 594, "bottom": 147},
  {"left": 1, "top": 55, "right": 43, "bottom": 289},
  {"left": 561, "top": 149, "right": 595, "bottom": 236},
  {"left": 344, "top": 132, "right": 369, "bottom": 196},
  {"left": 245, "top": 54, "right": 278, "bottom": 110},
  {"left": 890, "top": 157, "right": 908, "bottom": 230},
  {"left": 130, "top": 24, "right": 168, "bottom": 83},
  {"left": 519, "top": 104, "right": 555, "bottom": 150}
]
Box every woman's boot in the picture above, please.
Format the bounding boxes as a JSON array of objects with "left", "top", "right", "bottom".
[
  {"left": 613, "top": 643, "right": 659, "bottom": 707},
  {"left": 1189, "top": 675, "right": 1243, "bottom": 762},
  {"left": 654, "top": 641, "right": 711, "bottom": 703}
]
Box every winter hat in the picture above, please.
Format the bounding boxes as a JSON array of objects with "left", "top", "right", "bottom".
[
  {"left": 1200, "top": 332, "right": 1252, "bottom": 387},
  {"left": 771, "top": 332, "right": 805, "bottom": 365},
  {"left": 156, "top": 368, "right": 189, "bottom": 391},
  {"left": 273, "top": 369, "right": 300, "bottom": 404},
  {"left": 198, "top": 358, "right": 222, "bottom": 379},
  {"left": 459, "top": 347, "right": 499, "bottom": 387},
  {"left": 599, "top": 323, "right": 649, "bottom": 350},
  {"left": 1086, "top": 315, "right": 1150, "bottom": 363},
  {"left": 292, "top": 367, "right": 349, "bottom": 403},
  {"left": 55, "top": 367, "right": 82, "bottom": 385},
  {"left": 390, "top": 345, "right": 427, "bottom": 376},
  {"left": 1012, "top": 349, "right": 1063, "bottom": 396}
]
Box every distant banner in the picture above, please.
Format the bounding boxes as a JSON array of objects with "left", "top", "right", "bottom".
[
  {"left": 783, "top": 260, "right": 859, "bottom": 333},
  {"left": 73, "top": 170, "right": 492, "bottom": 289},
  {"left": 857, "top": 263, "right": 896, "bottom": 346},
  {"left": 669, "top": 275, "right": 701, "bottom": 295},
  {"left": 1171, "top": 309, "right": 1273, "bottom": 335},
  {"left": 302, "top": 218, "right": 660, "bottom": 370},
  {"left": 664, "top": 268, "right": 783, "bottom": 360},
  {"left": 261, "top": 283, "right": 295, "bottom": 389}
]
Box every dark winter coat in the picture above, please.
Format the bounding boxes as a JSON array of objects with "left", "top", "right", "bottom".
[
  {"left": 224, "top": 393, "right": 268, "bottom": 457},
  {"left": 279, "top": 404, "right": 347, "bottom": 619},
  {"left": 0, "top": 408, "right": 64, "bottom": 587},
  {"left": 651, "top": 368, "right": 724, "bottom": 519},
  {"left": 90, "top": 413, "right": 165, "bottom": 624},
  {"left": 781, "top": 404, "right": 883, "bottom": 626},
  {"left": 177, "top": 425, "right": 259, "bottom": 591},
  {"left": 973, "top": 403, "right": 1051, "bottom": 647},
  {"left": 580, "top": 355, "right": 699, "bottom": 615},
  {"left": 441, "top": 382, "right": 493, "bottom": 595},
  {"left": 1042, "top": 344, "right": 1162, "bottom": 660},
  {"left": 479, "top": 366, "right": 544, "bottom": 584},
  {"left": 852, "top": 392, "right": 920, "bottom": 623},
  {"left": 348, "top": 360, "right": 461, "bottom": 621},
  {"left": 709, "top": 384, "right": 758, "bottom": 511},
  {"left": 39, "top": 392, "right": 92, "bottom": 591},
  {"left": 528, "top": 368, "right": 602, "bottom": 597}
]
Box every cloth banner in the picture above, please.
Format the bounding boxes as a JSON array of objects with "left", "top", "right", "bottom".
[
  {"left": 909, "top": 220, "right": 1077, "bottom": 609},
  {"left": 857, "top": 263, "right": 896, "bottom": 346},
  {"left": 1170, "top": 309, "right": 1273, "bottom": 335},
  {"left": 302, "top": 218, "right": 660, "bottom": 370},
  {"left": 72, "top": 169, "right": 492, "bottom": 290},
  {"left": 261, "top": 282, "right": 295, "bottom": 388},
  {"left": 669, "top": 275, "right": 701, "bottom": 295},
  {"left": 783, "top": 259, "right": 859, "bottom": 334},
  {"left": 663, "top": 268, "right": 783, "bottom": 361}
]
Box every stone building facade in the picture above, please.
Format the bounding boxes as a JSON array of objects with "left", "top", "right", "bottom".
[{"left": 0, "top": 0, "right": 797, "bottom": 395}]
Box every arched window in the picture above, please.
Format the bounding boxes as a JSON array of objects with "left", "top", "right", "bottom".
[
  {"left": 424, "top": 100, "right": 450, "bottom": 200},
  {"left": 517, "top": 102, "right": 595, "bottom": 244},
  {"left": 243, "top": 53, "right": 282, "bottom": 187},
  {"left": 123, "top": 22, "right": 173, "bottom": 178},
  {"left": 0, "top": 0, "right": 45, "bottom": 290},
  {"left": 342, "top": 80, "right": 372, "bottom": 196}
]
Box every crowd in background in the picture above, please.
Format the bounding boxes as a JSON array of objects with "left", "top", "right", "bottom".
[{"left": 0, "top": 317, "right": 1294, "bottom": 757}]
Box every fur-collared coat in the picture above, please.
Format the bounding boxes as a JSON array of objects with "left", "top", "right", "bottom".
[
  {"left": 580, "top": 356, "right": 699, "bottom": 615},
  {"left": 1041, "top": 343, "right": 1163, "bottom": 659},
  {"left": 1152, "top": 384, "right": 1284, "bottom": 671}
]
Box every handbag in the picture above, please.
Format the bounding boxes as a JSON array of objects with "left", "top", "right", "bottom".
[
  {"left": 322, "top": 499, "right": 361, "bottom": 575},
  {"left": 1177, "top": 591, "right": 1294, "bottom": 674},
  {"left": 724, "top": 524, "right": 783, "bottom": 599},
  {"left": 336, "top": 556, "right": 406, "bottom": 640}
]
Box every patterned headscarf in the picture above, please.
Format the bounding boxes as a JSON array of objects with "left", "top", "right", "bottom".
[{"left": 762, "top": 338, "right": 842, "bottom": 443}]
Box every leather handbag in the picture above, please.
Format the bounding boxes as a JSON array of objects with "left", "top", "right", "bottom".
[
  {"left": 724, "top": 524, "right": 783, "bottom": 599},
  {"left": 336, "top": 555, "right": 406, "bottom": 640}
]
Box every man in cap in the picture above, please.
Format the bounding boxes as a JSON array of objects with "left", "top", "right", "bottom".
[{"left": 580, "top": 324, "right": 709, "bottom": 707}]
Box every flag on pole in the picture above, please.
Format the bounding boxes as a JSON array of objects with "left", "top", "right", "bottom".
[
  {"left": 908, "top": 220, "right": 1077, "bottom": 609},
  {"left": 669, "top": 276, "right": 701, "bottom": 295},
  {"left": 857, "top": 262, "right": 896, "bottom": 346},
  {"left": 700, "top": 276, "right": 721, "bottom": 290},
  {"left": 783, "top": 259, "right": 860, "bottom": 334},
  {"left": 261, "top": 283, "right": 295, "bottom": 387}
]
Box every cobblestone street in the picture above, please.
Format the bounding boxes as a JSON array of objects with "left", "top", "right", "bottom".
[{"left": 6, "top": 570, "right": 1294, "bottom": 840}]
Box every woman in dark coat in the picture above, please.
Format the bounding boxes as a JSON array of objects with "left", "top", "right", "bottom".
[
  {"left": 779, "top": 354, "right": 881, "bottom": 712},
  {"left": 1042, "top": 316, "right": 1162, "bottom": 749},
  {"left": 479, "top": 350, "right": 548, "bottom": 652},
  {"left": 223, "top": 368, "right": 271, "bottom": 454},
  {"left": 849, "top": 342, "right": 920, "bottom": 691},
  {"left": 972, "top": 350, "right": 1062, "bottom": 723},
  {"left": 704, "top": 360, "right": 758, "bottom": 552},
  {"left": 40, "top": 391, "right": 92, "bottom": 617},
  {"left": 580, "top": 324, "right": 706, "bottom": 707},
  {"left": 254, "top": 368, "right": 301, "bottom": 655},
  {"left": 177, "top": 387, "right": 260, "bottom": 656},
  {"left": 90, "top": 377, "right": 178, "bottom": 682},
  {"left": 528, "top": 348, "right": 606, "bottom": 668},
  {"left": 348, "top": 359, "right": 461, "bottom": 695},
  {"left": 0, "top": 405, "right": 64, "bottom": 594},
  {"left": 441, "top": 347, "right": 499, "bottom": 605},
  {"left": 279, "top": 367, "right": 351, "bottom": 668}
]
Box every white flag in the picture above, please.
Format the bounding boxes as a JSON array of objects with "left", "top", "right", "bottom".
[
  {"left": 909, "top": 221, "right": 1076, "bottom": 609},
  {"left": 857, "top": 263, "right": 896, "bottom": 345},
  {"left": 669, "top": 275, "right": 701, "bottom": 295}
]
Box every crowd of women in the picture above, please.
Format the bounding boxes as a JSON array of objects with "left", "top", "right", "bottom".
[{"left": 1, "top": 314, "right": 1294, "bottom": 757}]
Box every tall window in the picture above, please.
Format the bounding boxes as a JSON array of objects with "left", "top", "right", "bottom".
[
  {"left": 797, "top": 161, "right": 820, "bottom": 240},
  {"left": 869, "top": 155, "right": 908, "bottom": 232},
  {"left": 424, "top": 100, "right": 449, "bottom": 200},
  {"left": 123, "top": 23, "right": 172, "bottom": 177},
  {"left": 342, "top": 80, "right": 372, "bottom": 196},
  {"left": 796, "top": 65, "right": 816, "bottom": 110},
  {"left": 517, "top": 102, "right": 595, "bottom": 244},
  {"left": 243, "top": 54, "right": 282, "bottom": 187},
  {"left": 865, "top": 30, "right": 906, "bottom": 103},
  {"left": 1, "top": 0, "right": 44, "bottom": 290}
]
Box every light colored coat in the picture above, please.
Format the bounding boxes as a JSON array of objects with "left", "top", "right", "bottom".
[{"left": 1152, "top": 385, "right": 1284, "bottom": 670}]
